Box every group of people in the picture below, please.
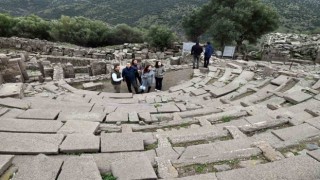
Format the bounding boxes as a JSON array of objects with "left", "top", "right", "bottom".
[
  {"left": 191, "top": 41, "right": 214, "bottom": 69},
  {"left": 111, "top": 59, "right": 166, "bottom": 94}
]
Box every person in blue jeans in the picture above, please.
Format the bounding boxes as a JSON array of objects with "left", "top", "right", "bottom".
[
  {"left": 204, "top": 42, "right": 214, "bottom": 68},
  {"left": 154, "top": 61, "right": 166, "bottom": 91},
  {"left": 122, "top": 62, "right": 139, "bottom": 94},
  {"left": 191, "top": 42, "right": 203, "bottom": 69}
]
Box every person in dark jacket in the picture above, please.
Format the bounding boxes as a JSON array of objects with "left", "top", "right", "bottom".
[
  {"left": 122, "top": 62, "right": 139, "bottom": 94},
  {"left": 131, "top": 59, "right": 143, "bottom": 85},
  {"left": 111, "top": 64, "right": 123, "bottom": 93},
  {"left": 191, "top": 42, "right": 203, "bottom": 69},
  {"left": 204, "top": 42, "right": 214, "bottom": 68}
]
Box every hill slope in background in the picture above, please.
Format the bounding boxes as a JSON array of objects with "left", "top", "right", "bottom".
[{"left": 0, "top": 0, "right": 319, "bottom": 33}]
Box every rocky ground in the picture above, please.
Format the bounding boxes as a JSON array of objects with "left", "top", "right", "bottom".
[{"left": 1, "top": 56, "right": 320, "bottom": 179}]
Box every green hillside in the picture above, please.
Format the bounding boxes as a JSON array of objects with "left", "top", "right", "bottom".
[{"left": 0, "top": 0, "right": 319, "bottom": 33}]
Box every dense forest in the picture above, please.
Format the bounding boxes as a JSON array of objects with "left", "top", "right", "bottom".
[{"left": 0, "top": 0, "right": 319, "bottom": 33}]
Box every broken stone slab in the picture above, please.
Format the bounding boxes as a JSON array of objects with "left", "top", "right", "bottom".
[
  {"left": 0, "top": 155, "right": 14, "bottom": 176},
  {"left": 218, "top": 68, "right": 232, "bottom": 82},
  {"left": 216, "top": 155, "right": 320, "bottom": 180},
  {"left": 169, "top": 81, "right": 194, "bottom": 92},
  {"left": 105, "top": 112, "right": 128, "bottom": 122},
  {"left": 0, "top": 119, "right": 63, "bottom": 133},
  {"left": 57, "top": 120, "right": 99, "bottom": 135},
  {"left": 57, "top": 156, "right": 102, "bottom": 180},
  {"left": 305, "top": 117, "right": 320, "bottom": 130},
  {"left": 156, "top": 126, "right": 229, "bottom": 145},
  {"left": 128, "top": 112, "right": 139, "bottom": 122},
  {"left": 59, "top": 134, "right": 100, "bottom": 153},
  {"left": 174, "top": 139, "right": 261, "bottom": 167},
  {"left": 312, "top": 79, "right": 320, "bottom": 90},
  {"left": 0, "top": 107, "right": 10, "bottom": 117},
  {"left": 272, "top": 123, "right": 320, "bottom": 141},
  {"left": 138, "top": 112, "right": 155, "bottom": 123},
  {"left": 42, "top": 84, "right": 59, "bottom": 94},
  {"left": 283, "top": 91, "right": 313, "bottom": 104},
  {"left": 156, "top": 147, "right": 180, "bottom": 161},
  {"left": 206, "top": 110, "right": 248, "bottom": 123},
  {"left": 198, "top": 118, "right": 212, "bottom": 126},
  {"left": 271, "top": 75, "right": 290, "bottom": 86},
  {"left": 86, "top": 150, "right": 157, "bottom": 174},
  {"left": 0, "top": 97, "right": 30, "bottom": 109},
  {"left": 101, "top": 132, "right": 144, "bottom": 153},
  {"left": 157, "top": 103, "right": 180, "bottom": 113},
  {"left": 239, "top": 118, "right": 289, "bottom": 133},
  {"left": 12, "top": 154, "right": 63, "bottom": 180},
  {"left": 223, "top": 126, "right": 247, "bottom": 139},
  {"left": 58, "top": 111, "right": 106, "bottom": 122},
  {"left": 100, "top": 92, "right": 133, "bottom": 99},
  {"left": 111, "top": 153, "right": 157, "bottom": 180},
  {"left": 307, "top": 149, "right": 320, "bottom": 162},
  {"left": 190, "top": 88, "right": 207, "bottom": 96},
  {"left": 177, "top": 107, "right": 222, "bottom": 118},
  {"left": 82, "top": 82, "right": 103, "bottom": 90},
  {"left": 16, "top": 109, "right": 60, "bottom": 120},
  {"left": 0, "top": 132, "right": 64, "bottom": 154},
  {"left": 253, "top": 141, "right": 284, "bottom": 162},
  {"left": 163, "top": 173, "right": 217, "bottom": 180},
  {"left": 0, "top": 83, "right": 24, "bottom": 98},
  {"left": 209, "top": 82, "right": 240, "bottom": 98},
  {"left": 156, "top": 157, "right": 179, "bottom": 179}
]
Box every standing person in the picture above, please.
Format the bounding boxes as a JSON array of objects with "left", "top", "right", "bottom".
[
  {"left": 191, "top": 42, "right": 203, "bottom": 69},
  {"left": 204, "top": 42, "right": 214, "bottom": 68},
  {"left": 141, "top": 65, "right": 154, "bottom": 93},
  {"left": 111, "top": 64, "right": 123, "bottom": 93},
  {"left": 131, "top": 59, "right": 143, "bottom": 85},
  {"left": 122, "top": 62, "right": 139, "bottom": 94},
  {"left": 154, "top": 61, "right": 166, "bottom": 91}
]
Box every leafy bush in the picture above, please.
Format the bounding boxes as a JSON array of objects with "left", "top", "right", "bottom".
[
  {"left": 106, "top": 24, "right": 144, "bottom": 45},
  {"left": 146, "top": 25, "right": 177, "bottom": 51}
]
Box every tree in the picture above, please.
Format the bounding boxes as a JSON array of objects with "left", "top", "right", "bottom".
[
  {"left": 183, "top": 0, "right": 279, "bottom": 52},
  {"left": 146, "top": 25, "right": 177, "bottom": 51},
  {"left": 107, "top": 24, "right": 144, "bottom": 45},
  {"left": 49, "top": 16, "right": 111, "bottom": 47},
  {"left": 13, "top": 15, "right": 51, "bottom": 40},
  {"left": 0, "top": 13, "right": 16, "bottom": 37}
]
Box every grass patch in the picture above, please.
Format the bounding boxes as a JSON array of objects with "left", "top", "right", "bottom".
[
  {"left": 221, "top": 116, "right": 232, "bottom": 123},
  {"left": 195, "top": 164, "right": 207, "bottom": 173},
  {"left": 102, "top": 173, "right": 117, "bottom": 180},
  {"left": 154, "top": 103, "right": 162, "bottom": 108},
  {"left": 145, "top": 143, "right": 158, "bottom": 150}
]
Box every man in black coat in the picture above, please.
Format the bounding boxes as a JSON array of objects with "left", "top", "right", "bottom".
[
  {"left": 122, "top": 62, "right": 139, "bottom": 94},
  {"left": 191, "top": 42, "right": 203, "bottom": 69}
]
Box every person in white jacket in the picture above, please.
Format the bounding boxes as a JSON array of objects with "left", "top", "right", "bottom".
[{"left": 111, "top": 64, "right": 123, "bottom": 93}]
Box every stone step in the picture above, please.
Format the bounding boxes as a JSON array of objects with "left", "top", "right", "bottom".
[
  {"left": 59, "top": 134, "right": 100, "bottom": 153},
  {"left": 0, "top": 119, "right": 63, "bottom": 133},
  {"left": 58, "top": 111, "right": 106, "bottom": 122},
  {"left": 173, "top": 139, "right": 261, "bottom": 167},
  {"left": 0, "top": 97, "right": 30, "bottom": 109},
  {"left": 0, "top": 155, "right": 14, "bottom": 177},
  {"left": 85, "top": 150, "right": 156, "bottom": 174},
  {"left": 272, "top": 123, "right": 320, "bottom": 141},
  {"left": 57, "top": 156, "right": 102, "bottom": 180},
  {"left": 111, "top": 153, "right": 157, "bottom": 180},
  {"left": 163, "top": 173, "right": 217, "bottom": 180},
  {"left": 12, "top": 154, "right": 63, "bottom": 180},
  {"left": 101, "top": 132, "right": 145, "bottom": 153},
  {"left": 0, "top": 132, "right": 64, "bottom": 155},
  {"left": 57, "top": 120, "right": 99, "bottom": 135},
  {"left": 16, "top": 109, "right": 60, "bottom": 120},
  {"left": 216, "top": 155, "right": 320, "bottom": 180}
]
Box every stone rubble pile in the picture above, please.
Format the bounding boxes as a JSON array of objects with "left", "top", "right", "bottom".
[{"left": 262, "top": 33, "right": 320, "bottom": 62}]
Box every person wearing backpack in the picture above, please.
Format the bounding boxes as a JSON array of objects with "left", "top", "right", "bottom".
[
  {"left": 154, "top": 61, "right": 166, "bottom": 91},
  {"left": 111, "top": 64, "right": 123, "bottom": 93}
]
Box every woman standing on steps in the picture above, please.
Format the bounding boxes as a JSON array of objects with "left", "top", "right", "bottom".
[
  {"left": 154, "top": 61, "right": 166, "bottom": 91},
  {"left": 141, "top": 65, "right": 154, "bottom": 93}
]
